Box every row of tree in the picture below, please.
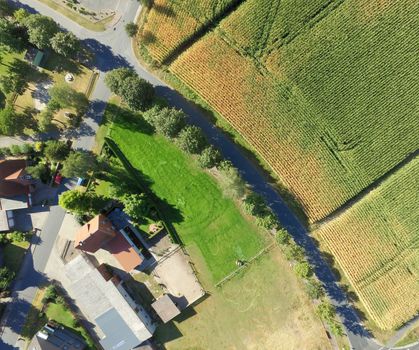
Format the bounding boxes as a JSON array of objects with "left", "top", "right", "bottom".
[{"left": 0, "top": 6, "right": 81, "bottom": 58}]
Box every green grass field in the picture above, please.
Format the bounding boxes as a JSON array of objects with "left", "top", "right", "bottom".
[
  {"left": 108, "top": 104, "right": 270, "bottom": 283},
  {"left": 4, "top": 240, "right": 30, "bottom": 275}
]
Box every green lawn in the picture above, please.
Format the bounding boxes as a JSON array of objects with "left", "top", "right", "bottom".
[
  {"left": 0, "top": 48, "right": 25, "bottom": 76},
  {"left": 108, "top": 104, "right": 270, "bottom": 283},
  {"left": 3, "top": 240, "right": 30, "bottom": 275}
]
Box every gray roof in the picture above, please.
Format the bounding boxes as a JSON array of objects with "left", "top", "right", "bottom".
[
  {"left": 96, "top": 308, "right": 141, "bottom": 350},
  {"left": 29, "top": 325, "right": 86, "bottom": 350},
  {"left": 0, "top": 210, "right": 10, "bottom": 232},
  {"left": 64, "top": 255, "right": 155, "bottom": 350},
  {"left": 0, "top": 195, "right": 28, "bottom": 210},
  {"left": 151, "top": 295, "right": 180, "bottom": 323}
]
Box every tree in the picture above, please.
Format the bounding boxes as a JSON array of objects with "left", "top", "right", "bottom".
[
  {"left": 50, "top": 31, "right": 80, "bottom": 58},
  {"left": 13, "top": 8, "right": 29, "bottom": 24},
  {"left": 197, "top": 145, "right": 221, "bottom": 168},
  {"left": 0, "top": 266, "right": 14, "bottom": 292},
  {"left": 59, "top": 189, "right": 107, "bottom": 215},
  {"left": 275, "top": 228, "right": 291, "bottom": 245},
  {"left": 105, "top": 68, "right": 136, "bottom": 95},
  {"left": 105, "top": 68, "right": 155, "bottom": 111},
  {"left": 0, "top": 107, "right": 23, "bottom": 135},
  {"left": 284, "top": 242, "right": 305, "bottom": 262},
  {"left": 125, "top": 22, "right": 138, "bottom": 37},
  {"left": 316, "top": 301, "right": 336, "bottom": 322},
  {"left": 0, "top": 73, "right": 28, "bottom": 95},
  {"left": 243, "top": 192, "right": 267, "bottom": 216},
  {"left": 23, "top": 14, "right": 59, "bottom": 49},
  {"left": 49, "top": 85, "right": 89, "bottom": 115},
  {"left": 0, "top": 18, "right": 21, "bottom": 51},
  {"left": 44, "top": 140, "right": 70, "bottom": 162},
  {"left": 61, "top": 150, "right": 99, "bottom": 178},
  {"left": 42, "top": 285, "right": 57, "bottom": 303},
  {"left": 217, "top": 161, "right": 246, "bottom": 199},
  {"left": 0, "top": 0, "right": 14, "bottom": 17},
  {"left": 26, "top": 162, "right": 50, "bottom": 182},
  {"left": 175, "top": 125, "right": 207, "bottom": 154},
  {"left": 294, "top": 261, "right": 313, "bottom": 279},
  {"left": 122, "top": 193, "right": 150, "bottom": 222},
  {"left": 255, "top": 212, "right": 278, "bottom": 230},
  {"left": 120, "top": 75, "right": 155, "bottom": 111},
  {"left": 305, "top": 279, "right": 324, "bottom": 300},
  {"left": 38, "top": 109, "right": 54, "bottom": 132},
  {"left": 153, "top": 108, "right": 186, "bottom": 138}
]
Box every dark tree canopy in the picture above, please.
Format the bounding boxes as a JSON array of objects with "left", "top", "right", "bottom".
[
  {"left": 44, "top": 140, "right": 70, "bottom": 162},
  {"left": 125, "top": 22, "right": 138, "bottom": 37},
  {"left": 0, "top": 73, "right": 28, "bottom": 95},
  {"left": 175, "top": 125, "right": 207, "bottom": 154},
  {"left": 49, "top": 85, "right": 89, "bottom": 115},
  {"left": 24, "top": 14, "right": 59, "bottom": 49},
  {"left": 152, "top": 107, "right": 186, "bottom": 138},
  {"left": 105, "top": 68, "right": 155, "bottom": 111},
  {"left": 50, "top": 31, "right": 80, "bottom": 58},
  {"left": 0, "top": 18, "right": 21, "bottom": 51},
  {"left": 61, "top": 150, "right": 99, "bottom": 178},
  {"left": 0, "top": 107, "right": 23, "bottom": 135},
  {"left": 197, "top": 145, "right": 221, "bottom": 168}
]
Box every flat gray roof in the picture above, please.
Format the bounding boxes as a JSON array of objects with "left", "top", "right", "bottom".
[
  {"left": 96, "top": 308, "right": 141, "bottom": 350},
  {"left": 151, "top": 295, "right": 180, "bottom": 323}
]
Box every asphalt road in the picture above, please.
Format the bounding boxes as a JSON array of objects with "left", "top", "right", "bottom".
[{"left": 3, "top": 1, "right": 418, "bottom": 349}]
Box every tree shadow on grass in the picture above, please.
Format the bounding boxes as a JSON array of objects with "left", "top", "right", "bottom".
[{"left": 108, "top": 103, "right": 154, "bottom": 136}]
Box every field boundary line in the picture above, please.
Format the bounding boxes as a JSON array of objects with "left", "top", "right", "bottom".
[
  {"left": 215, "top": 241, "right": 276, "bottom": 288},
  {"left": 314, "top": 150, "right": 419, "bottom": 228}
]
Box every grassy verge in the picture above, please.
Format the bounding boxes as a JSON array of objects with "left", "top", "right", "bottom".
[
  {"left": 155, "top": 245, "right": 332, "bottom": 349},
  {"left": 395, "top": 322, "right": 419, "bottom": 347},
  {"left": 107, "top": 102, "right": 271, "bottom": 283},
  {"left": 36, "top": 0, "right": 113, "bottom": 31}
]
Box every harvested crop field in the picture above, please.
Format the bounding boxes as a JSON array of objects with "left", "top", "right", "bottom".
[{"left": 315, "top": 157, "right": 419, "bottom": 330}]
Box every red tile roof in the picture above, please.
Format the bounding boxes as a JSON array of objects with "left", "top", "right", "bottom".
[
  {"left": 0, "top": 159, "right": 30, "bottom": 197},
  {"left": 106, "top": 233, "right": 143, "bottom": 272}
]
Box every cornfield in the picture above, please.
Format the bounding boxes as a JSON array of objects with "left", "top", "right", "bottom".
[{"left": 316, "top": 158, "right": 419, "bottom": 330}]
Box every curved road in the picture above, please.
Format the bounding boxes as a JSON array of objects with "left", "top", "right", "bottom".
[{"left": 8, "top": 1, "right": 419, "bottom": 349}]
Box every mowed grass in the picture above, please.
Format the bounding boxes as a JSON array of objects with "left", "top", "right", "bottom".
[
  {"left": 4, "top": 240, "right": 30, "bottom": 275},
  {"left": 155, "top": 246, "right": 331, "bottom": 350},
  {"left": 315, "top": 157, "right": 419, "bottom": 330},
  {"left": 108, "top": 107, "right": 270, "bottom": 283}
]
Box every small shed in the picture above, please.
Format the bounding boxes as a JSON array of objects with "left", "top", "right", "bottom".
[
  {"left": 24, "top": 47, "right": 45, "bottom": 67},
  {"left": 151, "top": 295, "right": 180, "bottom": 323}
]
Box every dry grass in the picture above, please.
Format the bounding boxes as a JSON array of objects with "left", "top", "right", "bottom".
[{"left": 155, "top": 246, "right": 331, "bottom": 350}]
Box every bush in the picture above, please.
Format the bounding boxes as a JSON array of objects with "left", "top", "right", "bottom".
[
  {"left": 122, "top": 193, "right": 150, "bottom": 222},
  {"left": 305, "top": 279, "right": 324, "bottom": 300},
  {"left": 125, "top": 22, "right": 138, "bottom": 37},
  {"left": 0, "top": 267, "right": 14, "bottom": 292},
  {"left": 294, "top": 261, "right": 313, "bottom": 279},
  {"left": 55, "top": 295, "right": 66, "bottom": 305},
  {"left": 175, "top": 125, "right": 207, "bottom": 154},
  {"left": 284, "top": 242, "right": 305, "bottom": 262},
  {"left": 197, "top": 145, "right": 221, "bottom": 168},
  {"left": 153, "top": 108, "right": 186, "bottom": 138},
  {"left": 26, "top": 163, "right": 50, "bottom": 183},
  {"left": 316, "top": 301, "right": 336, "bottom": 322},
  {"left": 275, "top": 228, "right": 291, "bottom": 245},
  {"left": 43, "top": 285, "right": 57, "bottom": 303},
  {"left": 0, "top": 234, "right": 10, "bottom": 245},
  {"left": 9, "top": 144, "right": 21, "bottom": 156},
  {"left": 242, "top": 192, "right": 265, "bottom": 216},
  {"left": 19, "top": 143, "right": 33, "bottom": 155},
  {"left": 7, "top": 231, "right": 27, "bottom": 242},
  {"left": 38, "top": 109, "right": 54, "bottom": 132},
  {"left": 255, "top": 211, "right": 278, "bottom": 230},
  {"left": 217, "top": 161, "right": 246, "bottom": 199}
]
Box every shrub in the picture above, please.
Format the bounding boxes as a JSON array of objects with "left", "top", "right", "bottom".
[
  {"left": 0, "top": 234, "right": 9, "bottom": 245},
  {"left": 242, "top": 192, "right": 265, "bottom": 216},
  {"left": 44, "top": 140, "right": 70, "bottom": 162},
  {"left": 175, "top": 125, "right": 207, "bottom": 154},
  {"left": 316, "top": 301, "right": 336, "bottom": 322},
  {"left": 26, "top": 163, "right": 50, "bottom": 183},
  {"left": 275, "top": 228, "right": 291, "bottom": 245},
  {"left": 7, "top": 231, "right": 27, "bottom": 242},
  {"left": 9, "top": 144, "right": 21, "bottom": 156},
  {"left": 255, "top": 211, "right": 278, "bottom": 230},
  {"left": 55, "top": 295, "right": 66, "bottom": 305},
  {"left": 284, "top": 242, "right": 305, "bottom": 262},
  {"left": 125, "top": 22, "right": 138, "bottom": 37},
  {"left": 197, "top": 145, "right": 221, "bottom": 168},
  {"left": 19, "top": 143, "right": 33, "bottom": 155},
  {"left": 217, "top": 161, "right": 246, "bottom": 199},
  {"left": 38, "top": 109, "right": 54, "bottom": 132},
  {"left": 306, "top": 279, "right": 324, "bottom": 300},
  {"left": 43, "top": 285, "right": 57, "bottom": 303},
  {"left": 294, "top": 261, "right": 313, "bottom": 279},
  {"left": 153, "top": 108, "right": 186, "bottom": 138},
  {"left": 122, "top": 193, "right": 150, "bottom": 222}
]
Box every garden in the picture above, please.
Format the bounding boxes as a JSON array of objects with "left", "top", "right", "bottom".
[{"left": 21, "top": 284, "right": 95, "bottom": 348}]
